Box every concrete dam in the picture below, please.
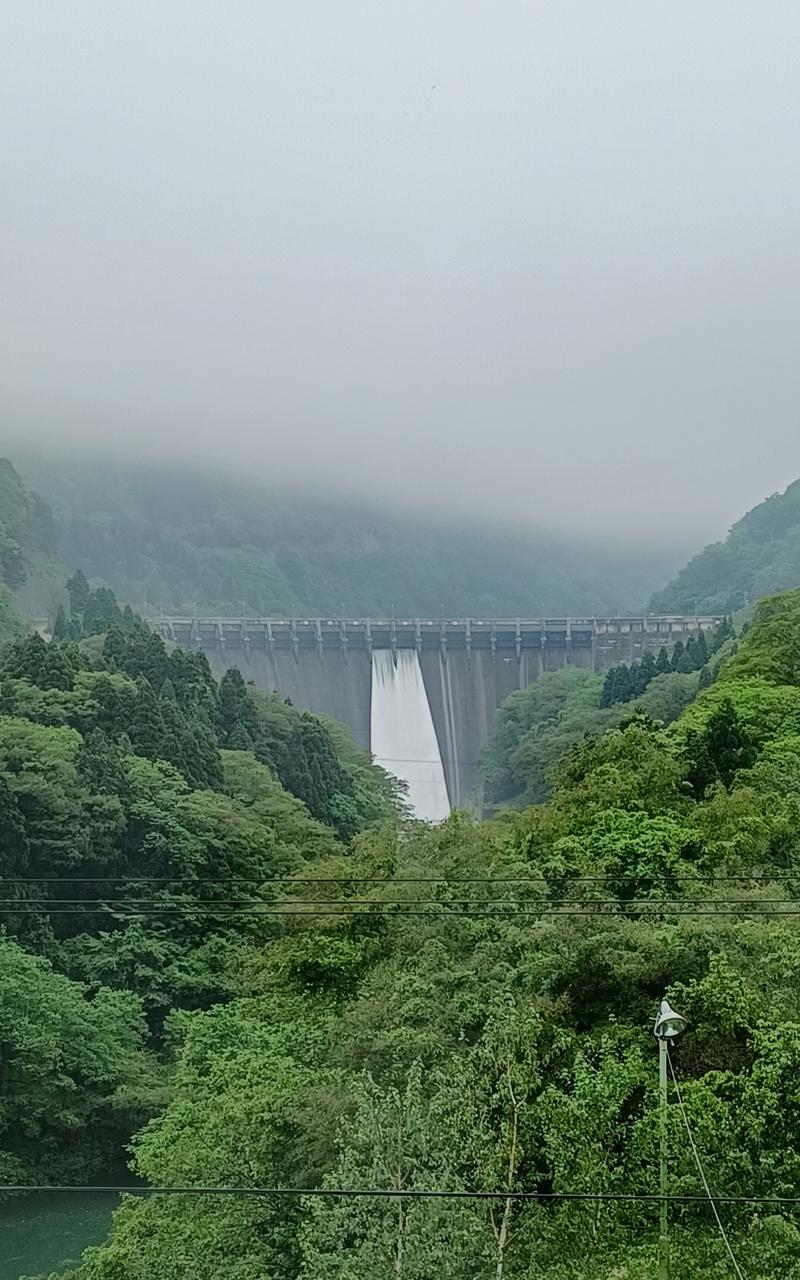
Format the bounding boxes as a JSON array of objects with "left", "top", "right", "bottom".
[{"left": 153, "top": 615, "right": 718, "bottom": 817}]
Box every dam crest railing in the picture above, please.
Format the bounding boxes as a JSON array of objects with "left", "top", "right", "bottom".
[{"left": 148, "top": 615, "right": 721, "bottom": 661}]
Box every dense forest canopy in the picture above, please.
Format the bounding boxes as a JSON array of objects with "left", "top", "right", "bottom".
[
  {"left": 481, "top": 622, "right": 733, "bottom": 809},
  {"left": 0, "top": 576, "right": 398, "bottom": 1187},
  {"left": 651, "top": 477, "right": 800, "bottom": 615},
  {"left": 4, "top": 584, "right": 800, "bottom": 1276},
  {"left": 7, "top": 459, "right": 800, "bottom": 1276},
  {"left": 14, "top": 453, "right": 682, "bottom": 618}
]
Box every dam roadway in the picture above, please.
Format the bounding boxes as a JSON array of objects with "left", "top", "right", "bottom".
[{"left": 152, "top": 616, "right": 719, "bottom": 812}]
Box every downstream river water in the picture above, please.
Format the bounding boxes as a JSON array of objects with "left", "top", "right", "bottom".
[{"left": 0, "top": 1191, "right": 119, "bottom": 1279}]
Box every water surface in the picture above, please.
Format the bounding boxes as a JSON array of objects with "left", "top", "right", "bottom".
[{"left": 0, "top": 1190, "right": 119, "bottom": 1280}]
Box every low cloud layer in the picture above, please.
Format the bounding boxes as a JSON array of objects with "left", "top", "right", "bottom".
[{"left": 2, "top": 2, "right": 799, "bottom": 546}]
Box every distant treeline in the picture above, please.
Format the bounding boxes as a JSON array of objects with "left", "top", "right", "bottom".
[{"left": 599, "top": 617, "right": 735, "bottom": 707}]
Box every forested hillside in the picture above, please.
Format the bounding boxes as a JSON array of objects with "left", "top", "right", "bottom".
[
  {"left": 6, "top": 588, "right": 800, "bottom": 1278},
  {"left": 16, "top": 454, "right": 678, "bottom": 618},
  {"left": 0, "top": 460, "right": 61, "bottom": 641},
  {"left": 0, "top": 577, "right": 397, "bottom": 1191},
  {"left": 481, "top": 622, "right": 733, "bottom": 808},
  {"left": 651, "top": 476, "right": 800, "bottom": 614}
]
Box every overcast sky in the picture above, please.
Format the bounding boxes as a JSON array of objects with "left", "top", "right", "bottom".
[{"left": 2, "top": 2, "right": 799, "bottom": 546}]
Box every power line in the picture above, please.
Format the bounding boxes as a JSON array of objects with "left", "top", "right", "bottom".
[
  {"left": 2, "top": 907, "right": 800, "bottom": 918},
  {"left": 668, "top": 1047, "right": 747, "bottom": 1279},
  {"left": 3, "top": 901, "right": 793, "bottom": 911},
  {"left": 3, "top": 875, "right": 799, "bottom": 885},
  {"left": 1, "top": 1185, "right": 798, "bottom": 1206}
]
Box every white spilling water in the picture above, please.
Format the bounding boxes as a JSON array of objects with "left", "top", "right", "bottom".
[{"left": 370, "top": 649, "right": 451, "bottom": 822}]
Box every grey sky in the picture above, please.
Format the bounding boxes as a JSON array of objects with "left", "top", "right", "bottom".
[{"left": 2, "top": 1, "right": 799, "bottom": 546}]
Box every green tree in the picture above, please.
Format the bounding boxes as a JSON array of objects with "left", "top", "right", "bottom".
[
  {"left": 299, "top": 1067, "right": 485, "bottom": 1279},
  {"left": 683, "top": 697, "right": 757, "bottom": 795},
  {"left": 0, "top": 936, "right": 156, "bottom": 1183},
  {"left": 67, "top": 570, "right": 91, "bottom": 619},
  {"left": 600, "top": 665, "right": 619, "bottom": 708},
  {"left": 70, "top": 996, "right": 337, "bottom": 1280},
  {"left": 656, "top": 645, "right": 672, "bottom": 675},
  {"left": 637, "top": 650, "right": 657, "bottom": 692},
  {"left": 128, "top": 678, "right": 166, "bottom": 762},
  {"left": 217, "top": 668, "right": 259, "bottom": 747},
  {"left": 52, "top": 605, "right": 69, "bottom": 641}
]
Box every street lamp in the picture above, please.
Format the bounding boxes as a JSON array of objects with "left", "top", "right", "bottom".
[{"left": 654, "top": 1000, "right": 688, "bottom": 1280}]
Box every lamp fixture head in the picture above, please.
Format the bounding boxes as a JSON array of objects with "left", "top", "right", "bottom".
[{"left": 654, "top": 999, "right": 687, "bottom": 1040}]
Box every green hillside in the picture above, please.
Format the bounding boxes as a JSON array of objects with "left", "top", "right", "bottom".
[
  {"left": 481, "top": 624, "right": 733, "bottom": 809},
  {"left": 0, "top": 576, "right": 398, "bottom": 1198},
  {"left": 0, "top": 458, "right": 63, "bottom": 639},
  {"left": 16, "top": 454, "right": 679, "bottom": 619},
  {"left": 4, "top": 589, "right": 800, "bottom": 1278},
  {"left": 651, "top": 477, "right": 800, "bottom": 614}
]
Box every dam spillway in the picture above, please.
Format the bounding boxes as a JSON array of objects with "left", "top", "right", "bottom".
[
  {"left": 152, "top": 615, "right": 720, "bottom": 814},
  {"left": 370, "top": 649, "right": 450, "bottom": 821}
]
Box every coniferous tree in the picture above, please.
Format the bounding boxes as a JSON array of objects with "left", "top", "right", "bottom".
[
  {"left": 703, "top": 698, "right": 757, "bottom": 788},
  {"left": 184, "top": 721, "right": 224, "bottom": 790},
  {"left": 683, "top": 698, "right": 756, "bottom": 794},
  {"left": 671, "top": 640, "right": 685, "bottom": 671},
  {"left": 66, "top": 569, "right": 91, "bottom": 619},
  {"left": 0, "top": 775, "right": 30, "bottom": 876},
  {"left": 77, "top": 728, "right": 127, "bottom": 794},
  {"left": 0, "top": 776, "right": 33, "bottom": 928},
  {"left": 683, "top": 728, "right": 717, "bottom": 798},
  {"left": 655, "top": 646, "right": 671, "bottom": 675},
  {"left": 218, "top": 668, "right": 260, "bottom": 743},
  {"left": 157, "top": 693, "right": 187, "bottom": 774},
  {"left": 102, "top": 626, "right": 127, "bottom": 669},
  {"left": 600, "top": 666, "right": 619, "bottom": 708},
  {"left": 128, "top": 678, "right": 167, "bottom": 761},
  {"left": 711, "top": 616, "right": 735, "bottom": 652},
  {"left": 698, "top": 665, "right": 713, "bottom": 689},
  {"left": 2, "top": 632, "right": 48, "bottom": 684},
  {"left": 226, "top": 722, "right": 255, "bottom": 751},
  {"left": 82, "top": 586, "right": 122, "bottom": 635},
  {"left": 52, "top": 606, "right": 69, "bottom": 642},
  {"left": 627, "top": 661, "right": 642, "bottom": 697},
  {"left": 676, "top": 646, "right": 698, "bottom": 674},
  {"left": 614, "top": 664, "right": 635, "bottom": 704},
  {"left": 695, "top": 630, "right": 709, "bottom": 667},
  {"left": 636, "top": 651, "right": 657, "bottom": 694},
  {"left": 38, "top": 644, "right": 77, "bottom": 692}
]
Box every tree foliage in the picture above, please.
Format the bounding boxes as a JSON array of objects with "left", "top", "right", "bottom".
[{"left": 16, "top": 585, "right": 800, "bottom": 1279}]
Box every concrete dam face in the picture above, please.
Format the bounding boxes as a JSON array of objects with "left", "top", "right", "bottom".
[{"left": 153, "top": 616, "right": 719, "bottom": 818}]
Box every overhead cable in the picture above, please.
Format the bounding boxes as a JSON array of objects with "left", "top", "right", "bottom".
[{"left": 2, "top": 1185, "right": 799, "bottom": 1206}]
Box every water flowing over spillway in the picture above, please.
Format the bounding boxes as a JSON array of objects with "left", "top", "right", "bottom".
[{"left": 370, "top": 649, "right": 451, "bottom": 821}]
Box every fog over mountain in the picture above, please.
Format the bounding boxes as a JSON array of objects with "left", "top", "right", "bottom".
[{"left": 3, "top": 1, "right": 800, "bottom": 547}]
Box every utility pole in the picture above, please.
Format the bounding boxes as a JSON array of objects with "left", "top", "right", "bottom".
[
  {"left": 658, "top": 1034, "right": 669, "bottom": 1280},
  {"left": 653, "top": 999, "right": 687, "bottom": 1280}
]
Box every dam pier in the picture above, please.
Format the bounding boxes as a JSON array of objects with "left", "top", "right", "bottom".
[{"left": 153, "top": 616, "right": 719, "bottom": 817}]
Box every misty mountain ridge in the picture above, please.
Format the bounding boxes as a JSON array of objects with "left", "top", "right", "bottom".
[
  {"left": 651, "top": 476, "right": 800, "bottom": 615},
  {"left": 8, "top": 453, "right": 684, "bottom": 620}
]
